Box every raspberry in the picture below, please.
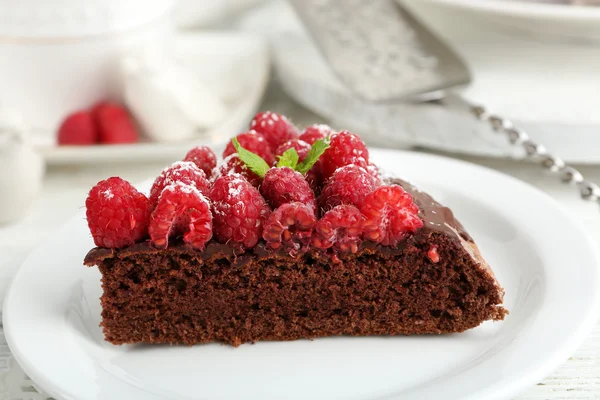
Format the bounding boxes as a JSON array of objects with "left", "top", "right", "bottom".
[
  {"left": 299, "top": 124, "right": 333, "bottom": 145},
  {"left": 250, "top": 111, "right": 299, "bottom": 149},
  {"left": 93, "top": 102, "right": 139, "bottom": 144},
  {"left": 183, "top": 146, "right": 217, "bottom": 176},
  {"left": 85, "top": 177, "right": 151, "bottom": 248},
  {"left": 149, "top": 161, "right": 210, "bottom": 207},
  {"left": 361, "top": 185, "right": 423, "bottom": 246},
  {"left": 367, "top": 163, "right": 381, "bottom": 183},
  {"left": 427, "top": 245, "right": 440, "bottom": 263},
  {"left": 209, "top": 174, "right": 270, "bottom": 249},
  {"left": 260, "top": 167, "right": 317, "bottom": 212},
  {"left": 149, "top": 182, "right": 212, "bottom": 250},
  {"left": 321, "top": 130, "right": 369, "bottom": 179},
  {"left": 319, "top": 164, "right": 379, "bottom": 211},
  {"left": 312, "top": 205, "right": 364, "bottom": 253},
  {"left": 223, "top": 131, "right": 275, "bottom": 165},
  {"left": 262, "top": 202, "right": 316, "bottom": 251},
  {"left": 212, "top": 154, "right": 262, "bottom": 187},
  {"left": 57, "top": 110, "right": 98, "bottom": 145},
  {"left": 275, "top": 139, "right": 311, "bottom": 162}
]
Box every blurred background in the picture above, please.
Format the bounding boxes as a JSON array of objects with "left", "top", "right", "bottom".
[{"left": 1, "top": 0, "right": 600, "bottom": 297}]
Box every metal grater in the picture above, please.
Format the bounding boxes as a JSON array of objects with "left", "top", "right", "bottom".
[{"left": 288, "top": 0, "right": 469, "bottom": 102}]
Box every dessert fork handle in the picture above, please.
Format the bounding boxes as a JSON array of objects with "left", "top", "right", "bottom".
[{"left": 445, "top": 92, "right": 600, "bottom": 208}]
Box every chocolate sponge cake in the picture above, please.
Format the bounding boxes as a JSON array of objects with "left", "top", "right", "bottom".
[{"left": 83, "top": 112, "right": 507, "bottom": 346}]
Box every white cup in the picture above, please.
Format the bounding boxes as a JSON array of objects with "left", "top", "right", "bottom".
[{"left": 0, "top": 0, "right": 174, "bottom": 142}]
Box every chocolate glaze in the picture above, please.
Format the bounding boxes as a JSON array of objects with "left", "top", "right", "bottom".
[
  {"left": 393, "top": 179, "right": 472, "bottom": 242},
  {"left": 84, "top": 179, "right": 470, "bottom": 265}
]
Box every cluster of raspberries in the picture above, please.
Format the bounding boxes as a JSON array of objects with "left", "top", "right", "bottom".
[{"left": 85, "top": 111, "right": 423, "bottom": 254}]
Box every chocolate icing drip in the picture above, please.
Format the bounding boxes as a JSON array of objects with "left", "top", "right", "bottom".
[{"left": 389, "top": 178, "right": 472, "bottom": 242}]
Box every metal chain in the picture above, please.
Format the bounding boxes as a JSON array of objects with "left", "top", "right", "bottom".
[{"left": 470, "top": 104, "right": 600, "bottom": 207}]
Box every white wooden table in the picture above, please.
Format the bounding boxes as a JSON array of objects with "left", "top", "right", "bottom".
[{"left": 1, "top": 92, "right": 599, "bottom": 399}]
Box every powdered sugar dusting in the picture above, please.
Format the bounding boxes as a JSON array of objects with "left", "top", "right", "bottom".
[
  {"left": 229, "top": 185, "right": 242, "bottom": 197},
  {"left": 159, "top": 161, "right": 205, "bottom": 186},
  {"left": 160, "top": 181, "right": 211, "bottom": 206},
  {"left": 212, "top": 154, "right": 251, "bottom": 182},
  {"left": 211, "top": 155, "right": 235, "bottom": 180},
  {"left": 162, "top": 161, "right": 197, "bottom": 175},
  {"left": 366, "top": 163, "right": 381, "bottom": 180},
  {"left": 343, "top": 163, "right": 366, "bottom": 171},
  {"left": 313, "top": 124, "right": 333, "bottom": 135},
  {"left": 164, "top": 181, "right": 199, "bottom": 195},
  {"left": 198, "top": 192, "right": 210, "bottom": 207},
  {"left": 331, "top": 159, "right": 368, "bottom": 175},
  {"left": 102, "top": 188, "right": 114, "bottom": 199},
  {"left": 214, "top": 176, "right": 250, "bottom": 215}
]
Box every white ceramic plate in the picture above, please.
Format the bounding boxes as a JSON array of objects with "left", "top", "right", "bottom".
[
  {"left": 5, "top": 149, "right": 600, "bottom": 400},
  {"left": 34, "top": 32, "right": 270, "bottom": 165},
  {"left": 414, "top": 0, "right": 600, "bottom": 41}
]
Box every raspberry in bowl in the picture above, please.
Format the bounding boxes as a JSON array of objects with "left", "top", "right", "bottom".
[{"left": 83, "top": 111, "right": 507, "bottom": 346}]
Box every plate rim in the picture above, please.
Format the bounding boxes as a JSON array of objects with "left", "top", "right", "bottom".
[
  {"left": 418, "top": 0, "right": 600, "bottom": 20},
  {"left": 5, "top": 148, "right": 600, "bottom": 400}
]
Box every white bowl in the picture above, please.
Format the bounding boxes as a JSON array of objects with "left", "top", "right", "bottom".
[{"left": 0, "top": 0, "right": 173, "bottom": 136}]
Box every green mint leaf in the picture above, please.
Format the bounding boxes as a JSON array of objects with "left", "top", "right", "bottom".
[
  {"left": 296, "top": 138, "right": 330, "bottom": 175},
  {"left": 277, "top": 148, "right": 299, "bottom": 169},
  {"left": 232, "top": 137, "right": 270, "bottom": 177}
]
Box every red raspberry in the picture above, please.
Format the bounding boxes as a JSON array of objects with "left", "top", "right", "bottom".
[
  {"left": 183, "top": 146, "right": 217, "bottom": 176},
  {"left": 427, "top": 245, "right": 440, "bottom": 263},
  {"left": 361, "top": 185, "right": 423, "bottom": 246},
  {"left": 275, "top": 139, "right": 311, "bottom": 162},
  {"left": 57, "top": 110, "right": 98, "bottom": 145},
  {"left": 299, "top": 124, "right": 333, "bottom": 145},
  {"left": 250, "top": 111, "right": 299, "bottom": 149},
  {"left": 260, "top": 167, "right": 317, "bottom": 212},
  {"left": 319, "top": 164, "right": 379, "bottom": 211},
  {"left": 262, "top": 202, "right": 316, "bottom": 251},
  {"left": 367, "top": 163, "right": 381, "bottom": 183},
  {"left": 85, "top": 177, "right": 151, "bottom": 248},
  {"left": 209, "top": 174, "right": 270, "bottom": 249},
  {"left": 93, "top": 102, "right": 139, "bottom": 144},
  {"left": 321, "top": 130, "right": 369, "bottom": 179},
  {"left": 212, "top": 154, "right": 262, "bottom": 187},
  {"left": 149, "top": 161, "right": 210, "bottom": 207},
  {"left": 312, "top": 205, "right": 364, "bottom": 253},
  {"left": 223, "top": 131, "right": 275, "bottom": 165},
  {"left": 149, "top": 182, "right": 212, "bottom": 250}
]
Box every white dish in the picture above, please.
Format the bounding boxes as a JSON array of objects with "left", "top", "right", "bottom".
[
  {"left": 413, "top": 0, "right": 600, "bottom": 41},
  {"left": 5, "top": 149, "right": 600, "bottom": 400},
  {"left": 35, "top": 32, "right": 270, "bottom": 165}
]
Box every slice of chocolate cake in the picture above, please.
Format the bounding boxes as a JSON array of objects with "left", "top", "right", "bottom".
[{"left": 83, "top": 112, "right": 507, "bottom": 347}]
